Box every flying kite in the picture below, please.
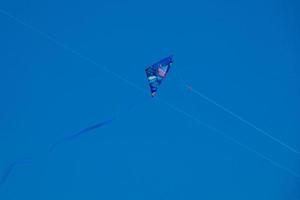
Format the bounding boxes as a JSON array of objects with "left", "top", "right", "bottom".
[{"left": 145, "top": 56, "right": 173, "bottom": 97}]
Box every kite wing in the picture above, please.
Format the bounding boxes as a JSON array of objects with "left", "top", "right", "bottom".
[{"left": 145, "top": 56, "right": 173, "bottom": 97}]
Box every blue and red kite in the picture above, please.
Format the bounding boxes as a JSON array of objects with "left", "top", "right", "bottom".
[{"left": 145, "top": 56, "right": 173, "bottom": 97}]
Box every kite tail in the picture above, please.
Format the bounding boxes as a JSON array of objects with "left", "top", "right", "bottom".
[
  {"left": 0, "top": 158, "right": 32, "bottom": 187},
  {"left": 49, "top": 97, "right": 151, "bottom": 152},
  {"left": 0, "top": 98, "right": 150, "bottom": 187},
  {"left": 49, "top": 118, "right": 114, "bottom": 152}
]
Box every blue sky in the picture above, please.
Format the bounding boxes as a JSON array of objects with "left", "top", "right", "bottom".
[{"left": 0, "top": 0, "right": 300, "bottom": 199}]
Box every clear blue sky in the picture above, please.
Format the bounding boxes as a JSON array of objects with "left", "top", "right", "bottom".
[{"left": 0, "top": 0, "right": 300, "bottom": 199}]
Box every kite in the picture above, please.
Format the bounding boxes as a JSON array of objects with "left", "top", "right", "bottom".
[{"left": 145, "top": 56, "right": 173, "bottom": 97}]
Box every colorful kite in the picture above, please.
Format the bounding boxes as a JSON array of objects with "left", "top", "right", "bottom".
[{"left": 145, "top": 56, "right": 173, "bottom": 97}]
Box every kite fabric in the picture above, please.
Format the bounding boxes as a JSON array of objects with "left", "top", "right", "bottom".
[{"left": 145, "top": 56, "right": 173, "bottom": 97}]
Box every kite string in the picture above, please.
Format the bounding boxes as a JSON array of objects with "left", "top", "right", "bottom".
[
  {"left": 0, "top": 8, "right": 299, "bottom": 179},
  {"left": 174, "top": 69, "right": 300, "bottom": 156},
  {"left": 158, "top": 99, "right": 300, "bottom": 179}
]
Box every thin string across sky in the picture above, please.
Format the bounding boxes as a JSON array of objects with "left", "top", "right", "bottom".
[
  {"left": 0, "top": 8, "right": 299, "bottom": 179},
  {"left": 175, "top": 72, "right": 300, "bottom": 156},
  {"left": 186, "top": 84, "right": 300, "bottom": 156}
]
